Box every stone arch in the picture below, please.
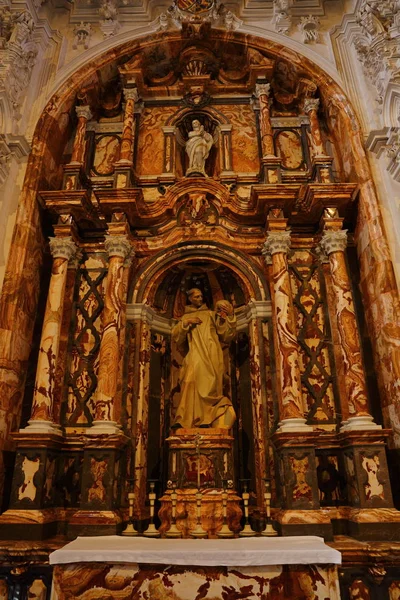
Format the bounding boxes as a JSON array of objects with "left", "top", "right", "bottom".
[{"left": 130, "top": 241, "right": 269, "bottom": 306}]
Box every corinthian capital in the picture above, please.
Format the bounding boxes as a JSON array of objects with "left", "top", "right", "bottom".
[
  {"left": 303, "top": 98, "right": 320, "bottom": 114},
  {"left": 104, "top": 235, "right": 133, "bottom": 260},
  {"left": 255, "top": 83, "right": 271, "bottom": 99},
  {"left": 124, "top": 87, "right": 139, "bottom": 102},
  {"left": 262, "top": 230, "right": 291, "bottom": 261},
  {"left": 319, "top": 230, "right": 348, "bottom": 255},
  {"left": 75, "top": 105, "right": 92, "bottom": 121},
  {"left": 49, "top": 237, "right": 78, "bottom": 262}
]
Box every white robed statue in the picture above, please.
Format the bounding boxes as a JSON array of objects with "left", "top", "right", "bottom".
[
  {"left": 172, "top": 288, "right": 236, "bottom": 430},
  {"left": 185, "top": 120, "right": 214, "bottom": 177}
]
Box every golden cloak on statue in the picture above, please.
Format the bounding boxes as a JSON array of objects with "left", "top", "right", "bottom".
[{"left": 172, "top": 289, "right": 236, "bottom": 430}]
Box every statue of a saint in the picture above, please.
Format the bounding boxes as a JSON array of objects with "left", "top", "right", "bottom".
[
  {"left": 172, "top": 288, "right": 236, "bottom": 430},
  {"left": 185, "top": 119, "right": 214, "bottom": 177}
]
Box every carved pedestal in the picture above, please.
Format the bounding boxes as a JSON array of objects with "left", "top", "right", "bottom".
[
  {"left": 159, "top": 428, "right": 242, "bottom": 537},
  {"left": 0, "top": 432, "right": 64, "bottom": 540},
  {"left": 67, "top": 432, "right": 128, "bottom": 538},
  {"left": 272, "top": 431, "right": 334, "bottom": 541},
  {"left": 339, "top": 430, "right": 400, "bottom": 540}
]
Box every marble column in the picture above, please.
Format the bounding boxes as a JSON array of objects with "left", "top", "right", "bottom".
[
  {"left": 262, "top": 231, "right": 311, "bottom": 431},
  {"left": 319, "top": 229, "right": 380, "bottom": 430},
  {"left": 255, "top": 83, "right": 275, "bottom": 158},
  {"left": 25, "top": 236, "right": 78, "bottom": 434},
  {"left": 119, "top": 87, "right": 139, "bottom": 164},
  {"left": 303, "top": 98, "right": 325, "bottom": 158},
  {"left": 70, "top": 105, "right": 92, "bottom": 165},
  {"left": 90, "top": 235, "right": 133, "bottom": 433},
  {"left": 114, "top": 87, "right": 139, "bottom": 188}
]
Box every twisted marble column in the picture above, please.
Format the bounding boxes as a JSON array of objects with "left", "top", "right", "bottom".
[
  {"left": 263, "top": 231, "right": 311, "bottom": 431},
  {"left": 319, "top": 229, "right": 380, "bottom": 430},
  {"left": 119, "top": 87, "right": 139, "bottom": 164},
  {"left": 303, "top": 98, "right": 325, "bottom": 158},
  {"left": 26, "top": 236, "right": 78, "bottom": 434},
  {"left": 255, "top": 83, "right": 275, "bottom": 158},
  {"left": 90, "top": 235, "right": 133, "bottom": 433},
  {"left": 70, "top": 105, "right": 92, "bottom": 165}
]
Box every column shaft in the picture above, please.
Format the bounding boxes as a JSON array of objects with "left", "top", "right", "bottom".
[
  {"left": 263, "top": 230, "right": 309, "bottom": 429},
  {"left": 28, "top": 237, "right": 77, "bottom": 431},
  {"left": 70, "top": 106, "right": 92, "bottom": 165},
  {"left": 320, "top": 230, "right": 373, "bottom": 425},
  {"left": 255, "top": 83, "right": 275, "bottom": 158},
  {"left": 119, "top": 88, "right": 139, "bottom": 163},
  {"left": 91, "top": 235, "right": 132, "bottom": 431},
  {"left": 303, "top": 99, "right": 325, "bottom": 157}
]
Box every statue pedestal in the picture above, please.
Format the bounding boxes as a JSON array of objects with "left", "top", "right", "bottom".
[{"left": 159, "top": 428, "right": 242, "bottom": 537}]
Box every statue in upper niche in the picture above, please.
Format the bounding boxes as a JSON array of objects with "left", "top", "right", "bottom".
[
  {"left": 171, "top": 288, "right": 236, "bottom": 430},
  {"left": 185, "top": 119, "right": 214, "bottom": 177}
]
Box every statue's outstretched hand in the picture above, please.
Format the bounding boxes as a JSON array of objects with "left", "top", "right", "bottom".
[{"left": 183, "top": 316, "right": 203, "bottom": 328}]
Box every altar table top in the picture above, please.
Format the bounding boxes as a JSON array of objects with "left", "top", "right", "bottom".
[{"left": 49, "top": 535, "right": 341, "bottom": 567}]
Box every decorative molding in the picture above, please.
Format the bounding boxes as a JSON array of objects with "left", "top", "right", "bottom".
[
  {"left": 126, "top": 303, "right": 173, "bottom": 334},
  {"left": 99, "top": 0, "right": 120, "bottom": 38},
  {"left": 236, "top": 300, "right": 272, "bottom": 331},
  {"left": 0, "top": 133, "right": 31, "bottom": 186},
  {"left": 319, "top": 230, "right": 348, "bottom": 255},
  {"left": 366, "top": 125, "right": 400, "bottom": 182}
]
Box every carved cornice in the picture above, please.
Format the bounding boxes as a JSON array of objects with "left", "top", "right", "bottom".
[
  {"left": 49, "top": 236, "right": 78, "bottom": 261},
  {"left": 319, "top": 229, "right": 348, "bottom": 255},
  {"left": 104, "top": 235, "right": 133, "bottom": 260},
  {"left": 262, "top": 230, "right": 291, "bottom": 260},
  {"left": 126, "top": 303, "right": 172, "bottom": 334}
]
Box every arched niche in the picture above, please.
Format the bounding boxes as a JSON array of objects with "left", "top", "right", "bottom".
[{"left": 126, "top": 243, "right": 272, "bottom": 513}]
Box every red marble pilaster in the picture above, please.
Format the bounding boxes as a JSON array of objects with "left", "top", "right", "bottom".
[
  {"left": 119, "top": 87, "right": 139, "bottom": 164},
  {"left": 263, "top": 228, "right": 311, "bottom": 432},
  {"left": 24, "top": 237, "right": 78, "bottom": 434},
  {"left": 319, "top": 227, "right": 381, "bottom": 431},
  {"left": 90, "top": 234, "right": 133, "bottom": 433}
]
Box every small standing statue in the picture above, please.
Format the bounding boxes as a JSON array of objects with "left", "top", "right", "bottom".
[
  {"left": 172, "top": 288, "right": 236, "bottom": 429},
  {"left": 185, "top": 120, "right": 214, "bottom": 177}
]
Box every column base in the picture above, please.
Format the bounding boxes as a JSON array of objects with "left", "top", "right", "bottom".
[
  {"left": 0, "top": 508, "right": 63, "bottom": 540},
  {"left": 21, "top": 419, "right": 63, "bottom": 436},
  {"left": 340, "top": 415, "right": 382, "bottom": 432},
  {"left": 275, "top": 509, "right": 333, "bottom": 541},
  {"left": 277, "top": 418, "right": 313, "bottom": 433},
  {"left": 67, "top": 510, "right": 123, "bottom": 539},
  {"left": 88, "top": 420, "right": 122, "bottom": 434}
]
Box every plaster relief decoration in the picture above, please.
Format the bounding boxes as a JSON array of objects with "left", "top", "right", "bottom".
[
  {"left": 299, "top": 15, "right": 320, "bottom": 44},
  {"left": 99, "top": 0, "right": 120, "bottom": 38},
  {"left": 72, "top": 22, "right": 91, "bottom": 50},
  {"left": 353, "top": 0, "right": 400, "bottom": 105},
  {"left": 164, "top": 0, "right": 241, "bottom": 35},
  {"left": 272, "top": 0, "right": 292, "bottom": 35},
  {"left": 18, "top": 456, "right": 40, "bottom": 501},
  {"left": 361, "top": 453, "right": 385, "bottom": 500},
  {"left": 0, "top": 6, "right": 38, "bottom": 116},
  {"left": 177, "top": 192, "right": 218, "bottom": 226}
]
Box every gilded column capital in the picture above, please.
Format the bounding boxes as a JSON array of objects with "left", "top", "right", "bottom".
[
  {"left": 123, "top": 87, "right": 139, "bottom": 102},
  {"left": 262, "top": 230, "right": 291, "bottom": 261},
  {"left": 303, "top": 98, "right": 320, "bottom": 114},
  {"left": 104, "top": 235, "right": 133, "bottom": 260},
  {"left": 319, "top": 229, "right": 348, "bottom": 255},
  {"left": 75, "top": 105, "right": 92, "bottom": 121},
  {"left": 49, "top": 236, "right": 78, "bottom": 262},
  {"left": 255, "top": 82, "right": 271, "bottom": 99}
]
